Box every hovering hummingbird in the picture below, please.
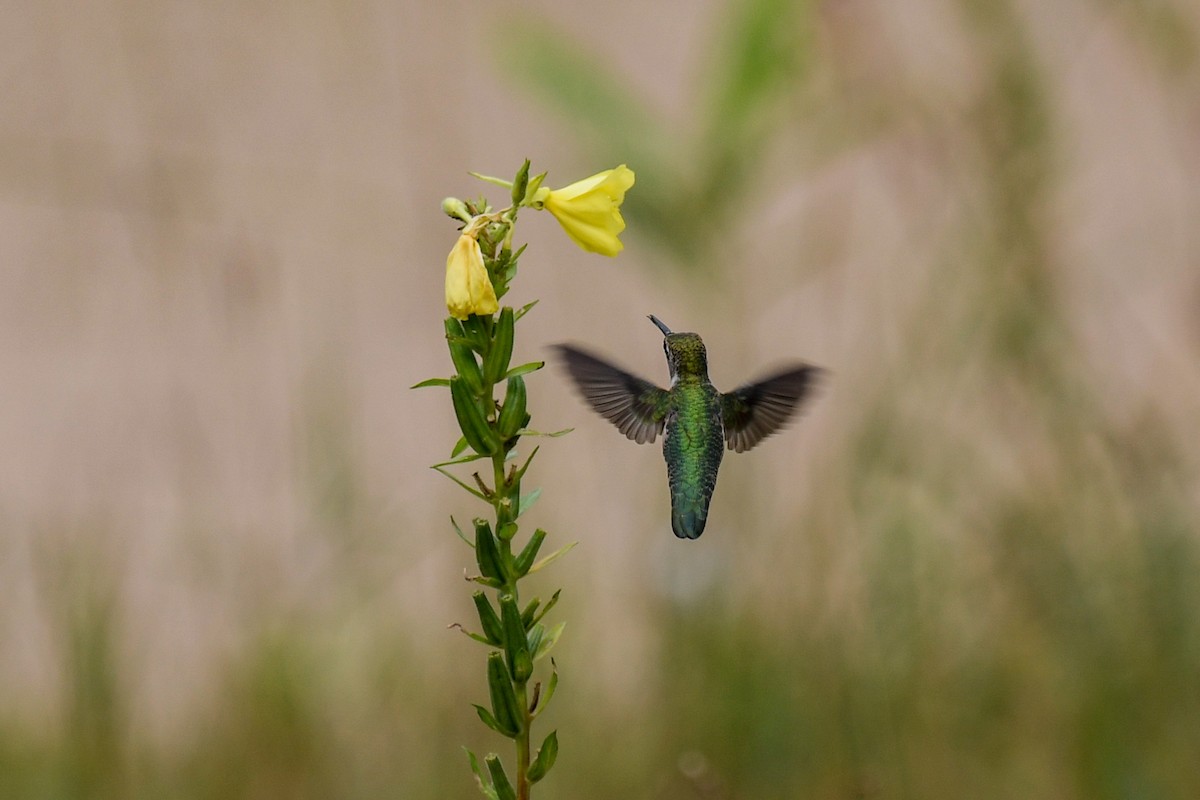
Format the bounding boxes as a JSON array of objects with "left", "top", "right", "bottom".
[{"left": 554, "top": 316, "right": 822, "bottom": 540}]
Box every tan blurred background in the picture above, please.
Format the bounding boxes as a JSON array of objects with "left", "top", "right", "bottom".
[{"left": 3, "top": 1, "right": 1200, "bottom": 798}]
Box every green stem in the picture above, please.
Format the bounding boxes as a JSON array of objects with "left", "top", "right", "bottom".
[
  {"left": 516, "top": 681, "right": 531, "bottom": 800},
  {"left": 492, "top": 444, "right": 531, "bottom": 798}
]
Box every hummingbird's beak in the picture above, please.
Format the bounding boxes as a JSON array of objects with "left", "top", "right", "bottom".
[{"left": 648, "top": 315, "right": 672, "bottom": 336}]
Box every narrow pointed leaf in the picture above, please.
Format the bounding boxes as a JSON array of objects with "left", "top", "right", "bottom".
[
  {"left": 455, "top": 627, "right": 494, "bottom": 646},
  {"left": 411, "top": 377, "right": 451, "bottom": 389},
  {"left": 520, "top": 597, "right": 541, "bottom": 628},
  {"left": 431, "top": 451, "right": 489, "bottom": 469},
  {"left": 533, "top": 659, "right": 558, "bottom": 717},
  {"left": 451, "top": 436, "right": 469, "bottom": 458},
  {"left": 513, "top": 299, "right": 539, "bottom": 321},
  {"left": 473, "top": 704, "right": 506, "bottom": 736},
  {"left": 528, "top": 542, "right": 576, "bottom": 574},
  {"left": 512, "top": 446, "right": 540, "bottom": 483},
  {"left": 504, "top": 361, "right": 545, "bottom": 379},
  {"left": 432, "top": 465, "right": 487, "bottom": 500},
  {"left": 464, "top": 748, "right": 501, "bottom": 800},
  {"left": 516, "top": 427, "right": 574, "bottom": 438},
  {"left": 451, "top": 516, "right": 472, "bottom": 547},
  {"left": 468, "top": 171, "right": 514, "bottom": 189},
  {"left": 532, "top": 589, "right": 561, "bottom": 626}
]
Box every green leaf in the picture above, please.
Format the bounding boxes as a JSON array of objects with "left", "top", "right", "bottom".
[
  {"left": 533, "top": 621, "right": 566, "bottom": 661},
  {"left": 533, "top": 658, "right": 558, "bottom": 718},
  {"left": 512, "top": 446, "right": 540, "bottom": 483},
  {"left": 431, "top": 465, "right": 487, "bottom": 501},
  {"left": 520, "top": 597, "right": 541, "bottom": 628},
  {"left": 517, "top": 488, "right": 542, "bottom": 517},
  {"left": 410, "top": 377, "right": 451, "bottom": 389},
  {"left": 472, "top": 705, "right": 508, "bottom": 738},
  {"left": 527, "top": 730, "right": 559, "bottom": 783},
  {"left": 431, "top": 451, "right": 489, "bottom": 469},
  {"left": 468, "top": 171, "right": 514, "bottom": 189},
  {"left": 512, "top": 299, "right": 539, "bottom": 321},
  {"left": 451, "top": 516, "right": 472, "bottom": 547},
  {"left": 525, "top": 623, "right": 544, "bottom": 659},
  {"left": 453, "top": 625, "right": 494, "bottom": 646},
  {"left": 504, "top": 361, "right": 544, "bottom": 379},
  {"left": 516, "top": 427, "right": 573, "bottom": 438},
  {"left": 528, "top": 542, "right": 576, "bottom": 574},
  {"left": 464, "top": 748, "right": 500, "bottom": 800},
  {"left": 531, "top": 588, "right": 561, "bottom": 626},
  {"left": 450, "top": 436, "right": 469, "bottom": 458}
]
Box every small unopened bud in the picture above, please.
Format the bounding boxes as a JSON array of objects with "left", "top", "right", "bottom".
[
  {"left": 441, "top": 196, "right": 471, "bottom": 223},
  {"left": 511, "top": 159, "right": 530, "bottom": 206}
]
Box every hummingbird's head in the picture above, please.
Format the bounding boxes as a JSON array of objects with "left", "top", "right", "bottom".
[{"left": 648, "top": 315, "right": 708, "bottom": 382}]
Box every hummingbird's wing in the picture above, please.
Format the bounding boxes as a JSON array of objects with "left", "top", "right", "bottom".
[
  {"left": 553, "top": 345, "right": 670, "bottom": 444},
  {"left": 721, "top": 365, "right": 822, "bottom": 453}
]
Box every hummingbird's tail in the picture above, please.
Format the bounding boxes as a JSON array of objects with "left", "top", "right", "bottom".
[{"left": 670, "top": 494, "right": 710, "bottom": 540}]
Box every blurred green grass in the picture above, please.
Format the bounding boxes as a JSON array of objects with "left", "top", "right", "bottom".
[{"left": 3, "top": 0, "right": 1200, "bottom": 798}]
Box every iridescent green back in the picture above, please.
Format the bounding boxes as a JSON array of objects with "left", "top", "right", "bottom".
[{"left": 662, "top": 333, "right": 725, "bottom": 539}]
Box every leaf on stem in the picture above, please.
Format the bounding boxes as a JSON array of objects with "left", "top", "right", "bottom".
[
  {"left": 516, "top": 427, "right": 574, "bottom": 438},
  {"left": 531, "top": 588, "right": 561, "bottom": 626},
  {"left": 512, "top": 446, "right": 540, "bottom": 483},
  {"left": 513, "top": 299, "right": 539, "bottom": 321},
  {"left": 504, "top": 361, "right": 545, "bottom": 379},
  {"left": 432, "top": 465, "right": 488, "bottom": 500},
  {"left": 527, "top": 731, "right": 559, "bottom": 783},
  {"left": 464, "top": 748, "right": 501, "bottom": 800},
  {"left": 533, "top": 621, "right": 566, "bottom": 661},
  {"left": 533, "top": 658, "right": 558, "bottom": 718},
  {"left": 450, "top": 623, "right": 494, "bottom": 646},
  {"left": 431, "top": 451, "right": 489, "bottom": 469},
  {"left": 411, "top": 377, "right": 452, "bottom": 389},
  {"left": 527, "top": 542, "right": 576, "bottom": 574},
  {"left": 451, "top": 516, "right": 473, "bottom": 547}
]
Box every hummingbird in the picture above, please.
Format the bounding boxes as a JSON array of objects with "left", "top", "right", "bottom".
[{"left": 554, "top": 316, "right": 822, "bottom": 540}]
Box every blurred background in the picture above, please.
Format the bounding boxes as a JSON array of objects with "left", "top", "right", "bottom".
[{"left": 3, "top": 0, "right": 1200, "bottom": 797}]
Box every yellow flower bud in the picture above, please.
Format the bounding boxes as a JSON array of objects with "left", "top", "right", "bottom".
[
  {"left": 445, "top": 233, "right": 499, "bottom": 320},
  {"left": 535, "top": 165, "right": 635, "bottom": 257}
]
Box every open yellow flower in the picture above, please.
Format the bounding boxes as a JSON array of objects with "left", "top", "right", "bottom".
[
  {"left": 534, "top": 165, "right": 635, "bottom": 256},
  {"left": 445, "top": 233, "right": 498, "bottom": 320}
]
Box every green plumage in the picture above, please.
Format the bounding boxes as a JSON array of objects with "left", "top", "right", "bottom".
[
  {"left": 663, "top": 377, "right": 724, "bottom": 539},
  {"left": 554, "top": 316, "right": 821, "bottom": 540}
]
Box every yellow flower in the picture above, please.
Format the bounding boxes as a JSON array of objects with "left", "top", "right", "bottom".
[
  {"left": 445, "top": 233, "right": 498, "bottom": 320},
  {"left": 535, "top": 165, "right": 635, "bottom": 256}
]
